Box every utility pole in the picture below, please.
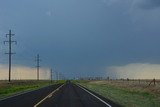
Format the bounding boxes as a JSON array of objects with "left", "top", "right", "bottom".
[
  {"left": 57, "top": 71, "right": 59, "bottom": 81},
  {"left": 55, "top": 71, "right": 58, "bottom": 82},
  {"left": 35, "top": 54, "right": 41, "bottom": 80},
  {"left": 4, "top": 30, "right": 17, "bottom": 82},
  {"left": 50, "top": 69, "right": 52, "bottom": 83}
]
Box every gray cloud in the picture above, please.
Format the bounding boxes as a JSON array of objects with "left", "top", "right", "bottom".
[
  {"left": 138, "top": 0, "right": 160, "bottom": 9},
  {"left": 0, "top": 0, "right": 160, "bottom": 79}
]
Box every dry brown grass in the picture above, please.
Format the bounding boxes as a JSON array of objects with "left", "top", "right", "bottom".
[
  {"left": 88, "top": 79, "right": 160, "bottom": 95},
  {"left": 81, "top": 80, "right": 160, "bottom": 107}
]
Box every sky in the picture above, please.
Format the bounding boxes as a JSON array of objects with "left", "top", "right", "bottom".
[
  {"left": 0, "top": 64, "right": 50, "bottom": 80},
  {"left": 0, "top": 0, "right": 160, "bottom": 79}
]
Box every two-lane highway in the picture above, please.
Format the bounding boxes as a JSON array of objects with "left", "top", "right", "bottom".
[
  {"left": 37, "top": 82, "right": 120, "bottom": 107},
  {"left": 0, "top": 82, "right": 120, "bottom": 107}
]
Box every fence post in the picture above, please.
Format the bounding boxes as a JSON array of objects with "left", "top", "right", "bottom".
[{"left": 153, "top": 78, "right": 155, "bottom": 86}]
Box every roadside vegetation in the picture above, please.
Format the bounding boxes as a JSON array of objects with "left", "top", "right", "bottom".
[
  {"left": 0, "top": 80, "right": 62, "bottom": 99},
  {"left": 78, "top": 80, "right": 160, "bottom": 107}
]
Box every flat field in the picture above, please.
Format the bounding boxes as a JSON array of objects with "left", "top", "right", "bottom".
[{"left": 79, "top": 80, "right": 160, "bottom": 107}]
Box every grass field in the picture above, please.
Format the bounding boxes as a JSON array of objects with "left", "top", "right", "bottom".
[
  {"left": 0, "top": 80, "right": 62, "bottom": 99},
  {"left": 78, "top": 80, "right": 160, "bottom": 107}
]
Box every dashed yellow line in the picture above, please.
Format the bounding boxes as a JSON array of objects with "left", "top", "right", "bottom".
[{"left": 34, "top": 84, "right": 65, "bottom": 107}]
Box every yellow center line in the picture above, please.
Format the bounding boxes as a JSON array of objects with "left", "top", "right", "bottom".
[{"left": 34, "top": 84, "right": 65, "bottom": 107}]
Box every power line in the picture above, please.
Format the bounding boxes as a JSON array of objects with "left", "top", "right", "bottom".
[
  {"left": 4, "top": 30, "right": 17, "bottom": 82},
  {"left": 35, "top": 54, "right": 41, "bottom": 80}
]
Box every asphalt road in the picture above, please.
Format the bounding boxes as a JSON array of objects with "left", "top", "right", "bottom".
[
  {"left": 0, "top": 82, "right": 120, "bottom": 107},
  {"left": 0, "top": 84, "right": 62, "bottom": 107},
  {"left": 38, "top": 82, "right": 120, "bottom": 107}
]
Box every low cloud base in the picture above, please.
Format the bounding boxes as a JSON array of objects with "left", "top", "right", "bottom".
[
  {"left": 0, "top": 64, "right": 50, "bottom": 80},
  {"left": 107, "top": 63, "right": 160, "bottom": 79}
]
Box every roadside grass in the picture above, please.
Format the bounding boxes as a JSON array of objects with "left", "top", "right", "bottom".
[
  {"left": 57, "top": 80, "right": 66, "bottom": 84},
  {"left": 0, "top": 80, "right": 60, "bottom": 99},
  {"left": 79, "top": 81, "right": 160, "bottom": 107}
]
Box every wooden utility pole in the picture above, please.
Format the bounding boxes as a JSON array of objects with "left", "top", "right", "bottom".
[
  {"left": 4, "top": 30, "right": 17, "bottom": 82},
  {"left": 50, "top": 69, "right": 53, "bottom": 83},
  {"left": 35, "top": 54, "right": 41, "bottom": 80}
]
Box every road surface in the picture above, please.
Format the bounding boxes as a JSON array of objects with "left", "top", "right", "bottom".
[
  {"left": 0, "top": 82, "right": 120, "bottom": 107},
  {"left": 0, "top": 84, "right": 62, "bottom": 107}
]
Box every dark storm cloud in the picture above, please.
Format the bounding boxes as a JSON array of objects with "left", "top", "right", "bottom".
[
  {"left": 138, "top": 0, "right": 160, "bottom": 9},
  {"left": 0, "top": 0, "right": 160, "bottom": 79}
]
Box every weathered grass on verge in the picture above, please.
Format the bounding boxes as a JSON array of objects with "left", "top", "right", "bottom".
[
  {"left": 79, "top": 81, "right": 160, "bottom": 107},
  {"left": 0, "top": 80, "right": 57, "bottom": 99}
]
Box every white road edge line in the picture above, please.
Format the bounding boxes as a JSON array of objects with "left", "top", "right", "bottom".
[
  {"left": 34, "top": 84, "right": 65, "bottom": 107},
  {"left": 77, "top": 84, "right": 112, "bottom": 107}
]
